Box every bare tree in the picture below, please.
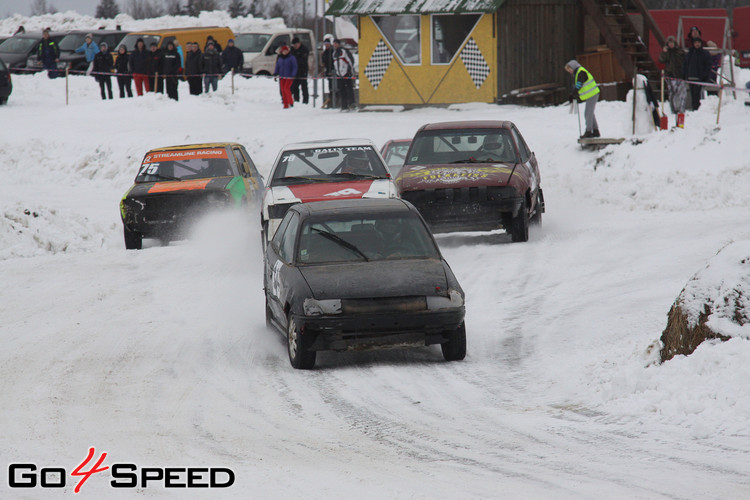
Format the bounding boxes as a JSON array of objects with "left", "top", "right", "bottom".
[
  {"left": 96, "top": 0, "right": 120, "bottom": 19},
  {"left": 227, "top": 0, "right": 247, "bottom": 18},
  {"left": 186, "top": 0, "right": 218, "bottom": 16},
  {"left": 126, "top": 0, "right": 164, "bottom": 19},
  {"left": 30, "top": 0, "right": 58, "bottom": 15},
  {"left": 164, "top": 0, "right": 184, "bottom": 15}
]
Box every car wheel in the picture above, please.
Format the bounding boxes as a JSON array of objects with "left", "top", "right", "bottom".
[
  {"left": 287, "top": 314, "right": 316, "bottom": 369},
  {"left": 441, "top": 322, "right": 466, "bottom": 361},
  {"left": 530, "top": 192, "right": 543, "bottom": 226},
  {"left": 510, "top": 198, "right": 529, "bottom": 242},
  {"left": 123, "top": 226, "right": 142, "bottom": 250}
]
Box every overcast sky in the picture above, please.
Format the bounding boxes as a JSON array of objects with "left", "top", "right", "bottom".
[{"left": 2, "top": 0, "right": 97, "bottom": 17}]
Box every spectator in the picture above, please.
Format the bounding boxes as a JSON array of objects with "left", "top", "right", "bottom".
[
  {"left": 565, "top": 59, "right": 600, "bottom": 138},
  {"left": 37, "top": 28, "right": 60, "bottom": 79},
  {"left": 320, "top": 36, "right": 334, "bottom": 108},
  {"left": 332, "top": 39, "right": 355, "bottom": 110},
  {"left": 705, "top": 41, "right": 722, "bottom": 96},
  {"left": 129, "top": 38, "right": 150, "bottom": 95},
  {"left": 93, "top": 41, "right": 113, "bottom": 100},
  {"left": 685, "top": 26, "right": 702, "bottom": 48},
  {"left": 202, "top": 41, "right": 221, "bottom": 93},
  {"left": 185, "top": 42, "right": 203, "bottom": 96},
  {"left": 174, "top": 39, "right": 184, "bottom": 68},
  {"left": 162, "top": 41, "right": 182, "bottom": 101},
  {"left": 273, "top": 44, "right": 297, "bottom": 109},
  {"left": 147, "top": 42, "right": 164, "bottom": 93},
  {"left": 205, "top": 36, "right": 222, "bottom": 53},
  {"left": 683, "top": 37, "right": 712, "bottom": 110},
  {"left": 220, "top": 38, "right": 243, "bottom": 75},
  {"left": 290, "top": 37, "right": 309, "bottom": 104},
  {"left": 75, "top": 33, "right": 100, "bottom": 74},
  {"left": 659, "top": 35, "right": 686, "bottom": 114},
  {"left": 114, "top": 45, "right": 132, "bottom": 98}
]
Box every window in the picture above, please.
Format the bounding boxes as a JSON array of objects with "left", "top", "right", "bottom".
[
  {"left": 266, "top": 35, "right": 290, "bottom": 55},
  {"left": 372, "top": 15, "right": 420, "bottom": 65},
  {"left": 431, "top": 14, "right": 480, "bottom": 65},
  {"left": 511, "top": 127, "right": 531, "bottom": 163},
  {"left": 279, "top": 213, "right": 300, "bottom": 263},
  {"left": 407, "top": 129, "right": 518, "bottom": 165},
  {"left": 232, "top": 147, "right": 249, "bottom": 176},
  {"left": 271, "top": 146, "right": 389, "bottom": 186}
]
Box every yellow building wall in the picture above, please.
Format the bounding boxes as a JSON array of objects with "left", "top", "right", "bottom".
[{"left": 358, "top": 13, "right": 497, "bottom": 105}]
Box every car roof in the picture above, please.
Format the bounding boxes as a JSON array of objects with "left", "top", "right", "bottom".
[
  {"left": 235, "top": 28, "right": 312, "bottom": 35},
  {"left": 62, "top": 30, "right": 129, "bottom": 36},
  {"left": 126, "top": 27, "right": 231, "bottom": 34},
  {"left": 6, "top": 32, "right": 67, "bottom": 39},
  {"left": 293, "top": 198, "right": 413, "bottom": 218},
  {"left": 280, "top": 138, "right": 377, "bottom": 151},
  {"left": 146, "top": 142, "right": 241, "bottom": 153},
  {"left": 418, "top": 120, "right": 515, "bottom": 132}
]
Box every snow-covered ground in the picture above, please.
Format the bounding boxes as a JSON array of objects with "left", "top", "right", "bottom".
[{"left": 2, "top": 16, "right": 750, "bottom": 496}]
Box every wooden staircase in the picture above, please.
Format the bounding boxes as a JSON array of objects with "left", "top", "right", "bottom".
[{"left": 580, "top": 0, "right": 666, "bottom": 86}]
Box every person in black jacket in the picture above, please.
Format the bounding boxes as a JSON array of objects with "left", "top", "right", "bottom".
[
  {"left": 185, "top": 42, "right": 203, "bottom": 95},
  {"left": 129, "top": 38, "right": 150, "bottom": 95},
  {"left": 202, "top": 41, "right": 221, "bottom": 92},
  {"left": 161, "top": 41, "right": 182, "bottom": 101},
  {"left": 147, "top": 42, "right": 164, "bottom": 93},
  {"left": 93, "top": 41, "right": 114, "bottom": 100},
  {"left": 204, "top": 36, "right": 222, "bottom": 53},
  {"left": 38, "top": 28, "right": 60, "bottom": 78},
  {"left": 220, "top": 38, "right": 243, "bottom": 75},
  {"left": 290, "top": 37, "right": 310, "bottom": 104},
  {"left": 683, "top": 37, "right": 712, "bottom": 110},
  {"left": 320, "top": 37, "right": 334, "bottom": 107},
  {"left": 114, "top": 45, "right": 132, "bottom": 98}
]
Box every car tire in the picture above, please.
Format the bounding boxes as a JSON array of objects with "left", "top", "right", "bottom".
[
  {"left": 530, "top": 192, "right": 543, "bottom": 226},
  {"left": 123, "top": 226, "right": 142, "bottom": 250},
  {"left": 287, "top": 314, "right": 316, "bottom": 370},
  {"left": 441, "top": 322, "right": 467, "bottom": 361},
  {"left": 510, "top": 198, "right": 529, "bottom": 242},
  {"left": 0, "top": 97, "right": 7, "bottom": 105}
]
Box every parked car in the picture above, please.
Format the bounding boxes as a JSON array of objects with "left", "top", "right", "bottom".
[
  {"left": 380, "top": 138, "right": 412, "bottom": 177},
  {"left": 396, "top": 120, "right": 544, "bottom": 242},
  {"left": 0, "top": 58, "right": 12, "bottom": 104},
  {"left": 264, "top": 198, "right": 467, "bottom": 369},
  {"left": 120, "top": 142, "right": 264, "bottom": 250},
  {"left": 234, "top": 28, "right": 316, "bottom": 75},
  {"left": 261, "top": 139, "right": 397, "bottom": 243},
  {"left": 26, "top": 29, "right": 129, "bottom": 73},
  {"left": 0, "top": 31, "right": 67, "bottom": 73}
]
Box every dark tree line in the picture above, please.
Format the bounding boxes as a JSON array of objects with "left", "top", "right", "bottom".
[{"left": 94, "top": 0, "right": 290, "bottom": 20}]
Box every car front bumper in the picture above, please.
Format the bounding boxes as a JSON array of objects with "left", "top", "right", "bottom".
[{"left": 294, "top": 307, "right": 465, "bottom": 352}]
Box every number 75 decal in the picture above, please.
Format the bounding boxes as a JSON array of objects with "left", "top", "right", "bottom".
[{"left": 139, "top": 163, "right": 160, "bottom": 176}]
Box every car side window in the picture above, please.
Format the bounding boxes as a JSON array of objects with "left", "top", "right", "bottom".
[
  {"left": 267, "top": 35, "right": 290, "bottom": 55},
  {"left": 271, "top": 212, "right": 293, "bottom": 253},
  {"left": 279, "top": 213, "right": 300, "bottom": 264},
  {"left": 512, "top": 127, "right": 532, "bottom": 162},
  {"left": 232, "top": 147, "right": 250, "bottom": 176}
]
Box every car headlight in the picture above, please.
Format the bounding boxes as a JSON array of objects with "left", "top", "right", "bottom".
[
  {"left": 303, "top": 298, "right": 342, "bottom": 316},
  {"left": 426, "top": 289, "right": 464, "bottom": 310},
  {"left": 206, "top": 191, "right": 231, "bottom": 207}
]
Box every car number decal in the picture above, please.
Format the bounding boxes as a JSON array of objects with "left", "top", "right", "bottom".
[
  {"left": 271, "top": 260, "right": 283, "bottom": 298},
  {"left": 324, "top": 188, "right": 362, "bottom": 197}
]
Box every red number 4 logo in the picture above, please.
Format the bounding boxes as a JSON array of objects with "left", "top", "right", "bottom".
[{"left": 71, "top": 447, "right": 109, "bottom": 493}]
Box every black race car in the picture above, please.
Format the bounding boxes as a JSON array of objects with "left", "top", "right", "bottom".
[
  {"left": 264, "top": 198, "right": 466, "bottom": 369},
  {"left": 120, "top": 143, "right": 265, "bottom": 249}
]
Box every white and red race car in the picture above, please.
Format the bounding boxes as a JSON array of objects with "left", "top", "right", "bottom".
[{"left": 261, "top": 139, "right": 398, "bottom": 242}]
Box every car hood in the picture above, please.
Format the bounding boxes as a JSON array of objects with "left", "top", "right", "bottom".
[
  {"left": 397, "top": 164, "right": 516, "bottom": 191},
  {"left": 280, "top": 179, "right": 389, "bottom": 203},
  {"left": 125, "top": 177, "right": 234, "bottom": 197},
  {"left": 300, "top": 259, "right": 448, "bottom": 300}
]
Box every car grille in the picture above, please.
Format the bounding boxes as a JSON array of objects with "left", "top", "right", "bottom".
[
  {"left": 134, "top": 192, "right": 225, "bottom": 223},
  {"left": 341, "top": 296, "right": 427, "bottom": 314}
]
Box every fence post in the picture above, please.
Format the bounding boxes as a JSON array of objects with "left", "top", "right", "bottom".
[
  {"left": 231, "top": 68, "right": 235, "bottom": 95},
  {"left": 65, "top": 66, "right": 69, "bottom": 106},
  {"left": 716, "top": 86, "right": 723, "bottom": 125}
]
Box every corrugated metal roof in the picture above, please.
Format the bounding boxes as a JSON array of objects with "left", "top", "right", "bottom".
[{"left": 326, "top": 0, "right": 505, "bottom": 16}]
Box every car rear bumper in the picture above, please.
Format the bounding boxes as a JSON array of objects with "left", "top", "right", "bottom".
[
  {"left": 400, "top": 186, "right": 522, "bottom": 233},
  {"left": 294, "top": 308, "right": 465, "bottom": 352}
]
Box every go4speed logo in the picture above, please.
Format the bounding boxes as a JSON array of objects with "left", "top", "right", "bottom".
[{"left": 8, "top": 447, "right": 235, "bottom": 492}]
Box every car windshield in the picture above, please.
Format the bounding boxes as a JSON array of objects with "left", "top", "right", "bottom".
[
  {"left": 406, "top": 129, "right": 518, "bottom": 165},
  {"left": 234, "top": 33, "right": 270, "bottom": 52},
  {"left": 0, "top": 37, "right": 38, "bottom": 54},
  {"left": 296, "top": 214, "right": 440, "bottom": 264},
  {"left": 382, "top": 141, "right": 411, "bottom": 176},
  {"left": 58, "top": 34, "right": 87, "bottom": 51},
  {"left": 135, "top": 148, "right": 234, "bottom": 183},
  {"left": 271, "top": 146, "right": 389, "bottom": 186},
  {"left": 119, "top": 34, "right": 161, "bottom": 51}
]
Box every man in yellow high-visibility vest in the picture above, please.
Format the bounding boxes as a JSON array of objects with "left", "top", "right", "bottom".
[{"left": 565, "top": 59, "right": 600, "bottom": 138}]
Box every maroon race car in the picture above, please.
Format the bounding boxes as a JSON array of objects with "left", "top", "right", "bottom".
[
  {"left": 380, "top": 138, "right": 412, "bottom": 178},
  {"left": 396, "top": 121, "right": 544, "bottom": 242}
]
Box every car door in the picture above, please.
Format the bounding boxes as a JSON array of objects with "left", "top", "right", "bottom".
[{"left": 265, "top": 211, "right": 300, "bottom": 329}]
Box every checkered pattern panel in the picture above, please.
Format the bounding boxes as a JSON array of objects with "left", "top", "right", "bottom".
[
  {"left": 364, "top": 40, "right": 393, "bottom": 90},
  {"left": 460, "top": 38, "right": 490, "bottom": 89}
]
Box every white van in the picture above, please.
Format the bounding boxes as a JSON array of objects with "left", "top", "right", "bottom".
[{"left": 234, "top": 28, "right": 316, "bottom": 76}]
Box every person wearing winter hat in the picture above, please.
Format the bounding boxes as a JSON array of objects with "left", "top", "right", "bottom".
[
  {"left": 685, "top": 26, "right": 702, "bottom": 48},
  {"left": 114, "top": 45, "right": 133, "bottom": 98},
  {"left": 565, "top": 59, "right": 600, "bottom": 138},
  {"left": 290, "top": 36, "right": 309, "bottom": 104},
  {"left": 220, "top": 38, "right": 244, "bottom": 75},
  {"left": 75, "top": 33, "right": 100, "bottom": 75},
  {"left": 659, "top": 35, "right": 687, "bottom": 114},
  {"left": 37, "top": 28, "right": 60, "bottom": 78},
  {"left": 683, "top": 37, "right": 712, "bottom": 110},
  {"left": 273, "top": 44, "right": 297, "bottom": 109},
  {"left": 93, "top": 41, "right": 113, "bottom": 100},
  {"left": 129, "top": 38, "right": 150, "bottom": 95}
]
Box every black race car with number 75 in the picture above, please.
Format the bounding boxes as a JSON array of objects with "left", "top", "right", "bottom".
[
  {"left": 119, "top": 142, "right": 264, "bottom": 249},
  {"left": 264, "top": 198, "right": 466, "bottom": 369}
]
